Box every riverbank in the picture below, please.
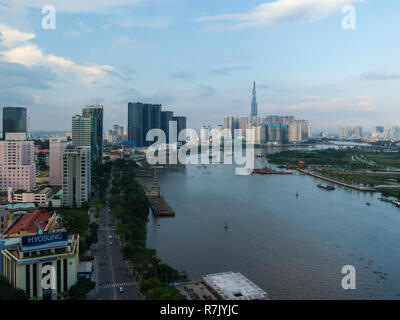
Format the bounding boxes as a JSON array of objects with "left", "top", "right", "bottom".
[
  {"left": 146, "top": 160, "right": 400, "bottom": 299},
  {"left": 296, "top": 168, "right": 376, "bottom": 192},
  {"left": 99, "top": 159, "right": 186, "bottom": 300}
]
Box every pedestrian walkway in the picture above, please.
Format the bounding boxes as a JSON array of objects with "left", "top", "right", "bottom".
[{"left": 100, "top": 282, "right": 136, "bottom": 289}]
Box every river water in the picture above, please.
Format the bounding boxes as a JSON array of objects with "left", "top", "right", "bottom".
[{"left": 144, "top": 147, "right": 400, "bottom": 299}]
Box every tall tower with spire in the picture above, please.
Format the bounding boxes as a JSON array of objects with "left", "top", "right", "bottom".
[{"left": 251, "top": 81, "right": 258, "bottom": 117}]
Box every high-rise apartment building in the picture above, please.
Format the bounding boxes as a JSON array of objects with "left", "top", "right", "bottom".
[
  {"left": 338, "top": 127, "right": 352, "bottom": 138},
  {"left": 0, "top": 133, "right": 36, "bottom": 192},
  {"left": 161, "top": 111, "right": 174, "bottom": 143},
  {"left": 200, "top": 126, "right": 211, "bottom": 144},
  {"left": 267, "top": 124, "right": 282, "bottom": 142},
  {"left": 62, "top": 146, "right": 91, "bottom": 208},
  {"left": 2, "top": 107, "right": 27, "bottom": 139},
  {"left": 223, "top": 116, "right": 237, "bottom": 139},
  {"left": 288, "top": 120, "right": 308, "bottom": 142},
  {"left": 254, "top": 125, "right": 267, "bottom": 144},
  {"left": 238, "top": 116, "right": 248, "bottom": 137},
  {"left": 72, "top": 115, "right": 91, "bottom": 147},
  {"left": 49, "top": 137, "right": 69, "bottom": 186},
  {"left": 173, "top": 116, "right": 187, "bottom": 138},
  {"left": 352, "top": 126, "right": 363, "bottom": 138}
]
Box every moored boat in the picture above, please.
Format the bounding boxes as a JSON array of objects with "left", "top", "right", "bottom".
[{"left": 317, "top": 183, "right": 335, "bottom": 190}]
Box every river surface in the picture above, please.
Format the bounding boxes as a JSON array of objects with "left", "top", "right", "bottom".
[{"left": 144, "top": 148, "right": 400, "bottom": 299}]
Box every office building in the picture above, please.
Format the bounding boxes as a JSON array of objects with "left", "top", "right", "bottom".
[
  {"left": 62, "top": 146, "right": 91, "bottom": 208},
  {"left": 0, "top": 133, "right": 36, "bottom": 192},
  {"left": 49, "top": 137, "right": 69, "bottom": 186},
  {"left": 2, "top": 107, "right": 27, "bottom": 140},
  {"left": 82, "top": 103, "right": 104, "bottom": 166},
  {"left": 1, "top": 212, "right": 79, "bottom": 300}
]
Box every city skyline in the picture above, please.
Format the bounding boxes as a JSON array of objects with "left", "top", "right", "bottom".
[{"left": 0, "top": 1, "right": 399, "bottom": 132}]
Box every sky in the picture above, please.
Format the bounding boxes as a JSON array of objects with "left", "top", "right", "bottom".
[{"left": 0, "top": 0, "right": 399, "bottom": 133}]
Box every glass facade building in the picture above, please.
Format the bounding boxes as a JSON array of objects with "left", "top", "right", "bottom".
[
  {"left": 2, "top": 107, "right": 27, "bottom": 139},
  {"left": 82, "top": 104, "right": 103, "bottom": 167}
]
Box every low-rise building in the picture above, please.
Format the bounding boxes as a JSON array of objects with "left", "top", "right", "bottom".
[
  {"left": 8, "top": 186, "right": 56, "bottom": 204},
  {"left": 1, "top": 209, "right": 57, "bottom": 239},
  {"left": 1, "top": 232, "right": 79, "bottom": 300}
]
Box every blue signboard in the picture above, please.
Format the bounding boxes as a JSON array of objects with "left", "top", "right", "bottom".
[{"left": 21, "top": 232, "right": 68, "bottom": 252}]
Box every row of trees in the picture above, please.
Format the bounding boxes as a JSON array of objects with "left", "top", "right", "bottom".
[{"left": 107, "top": 159, "right": 185, "bottom": 300}]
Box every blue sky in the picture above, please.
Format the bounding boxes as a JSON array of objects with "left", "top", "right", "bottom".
[{"left": 0, "top": 0, "right": 399, "bottom": 133}]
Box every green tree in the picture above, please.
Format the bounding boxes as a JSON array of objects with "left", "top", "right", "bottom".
[
  {"left": 68, "top": 279, "right": 96, "bottom": 299},
  {"left": 146, "top": 287, "right": 185, "bottom": 300},
  {"left": 0, "top": 276, "right": 29, "bottom": 300}
]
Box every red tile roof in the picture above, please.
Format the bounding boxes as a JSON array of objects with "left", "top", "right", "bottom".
[{"left": 6, "top": 209, "right": 52, "bottom": 235}]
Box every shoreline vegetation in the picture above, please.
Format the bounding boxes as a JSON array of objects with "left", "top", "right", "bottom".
[
  {"left": 93, "top": 159, "right": 186, "bottom": 300},
  {"left": 267, "top": 148, "right": 400, "bottom": 200}
]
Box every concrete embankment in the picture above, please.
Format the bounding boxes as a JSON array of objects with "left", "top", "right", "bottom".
[{"left": 296, "top": 169, "right": 376, "bottom": 192}]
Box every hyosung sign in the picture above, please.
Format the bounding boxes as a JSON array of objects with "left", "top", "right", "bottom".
[{"left": 21, "top": 232, "right": 68, "bottom": 252}]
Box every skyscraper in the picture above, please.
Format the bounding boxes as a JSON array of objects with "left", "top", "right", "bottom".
[
  {"left": 128, "top": 102, "right": 162, "bottom": 147},
  {"left": 251, "top": 82, "right": 258, "bottom": 117},
  {"left": 173, "top": 116, "right": 187, "bottom": 138},
  {"left": 2, "top": 107, "right": 27, "bottom": 139},
  {"left": 161, "top": 111, "right": 174, "bottom": 143},
  {"left": 82, "top": 103, "right": 104, "bottom": 166}
]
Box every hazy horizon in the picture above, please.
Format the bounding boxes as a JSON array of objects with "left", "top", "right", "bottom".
[{"left": 0, "top": 0, "right": 399, "bottom": 133}]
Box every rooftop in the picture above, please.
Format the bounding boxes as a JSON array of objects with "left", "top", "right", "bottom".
[
  {"left": 203, "top": 272, "right": 269, "bottom": 300},
  {"left": 78, "top": 261, "right": 93, "bottom": 273},
  {"left": 5, "top": 209, "right": 52, "bottom": 236},
  {"left": 6, "top": 202, "right": 36, "bottom": 210}
]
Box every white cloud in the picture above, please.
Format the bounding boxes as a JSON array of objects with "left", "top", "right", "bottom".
[
  {"left": 0, "top": 0, "right": 144, "bottom": 14},
  {"left": 197, "top": 0, "right": 362, "bottom": 31},
  {"left": 33, "top": 95, "right": 42, "bottom": 104},
  {"left": 0, "top": 25, "right": 116, "bottom": 85},
  {"left": 0, "top": 24, "right": 35, "bottom": 47},
  {"left": 288, "top": 97, "right": 375, "bottom": 112}
]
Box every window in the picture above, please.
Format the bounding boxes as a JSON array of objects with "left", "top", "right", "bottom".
[
  {"left": 25, "top": 265, "right": 31, "bottom": 297},
  {"left": 32, "top": 263, "right": 37, "bottom": 298}
]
